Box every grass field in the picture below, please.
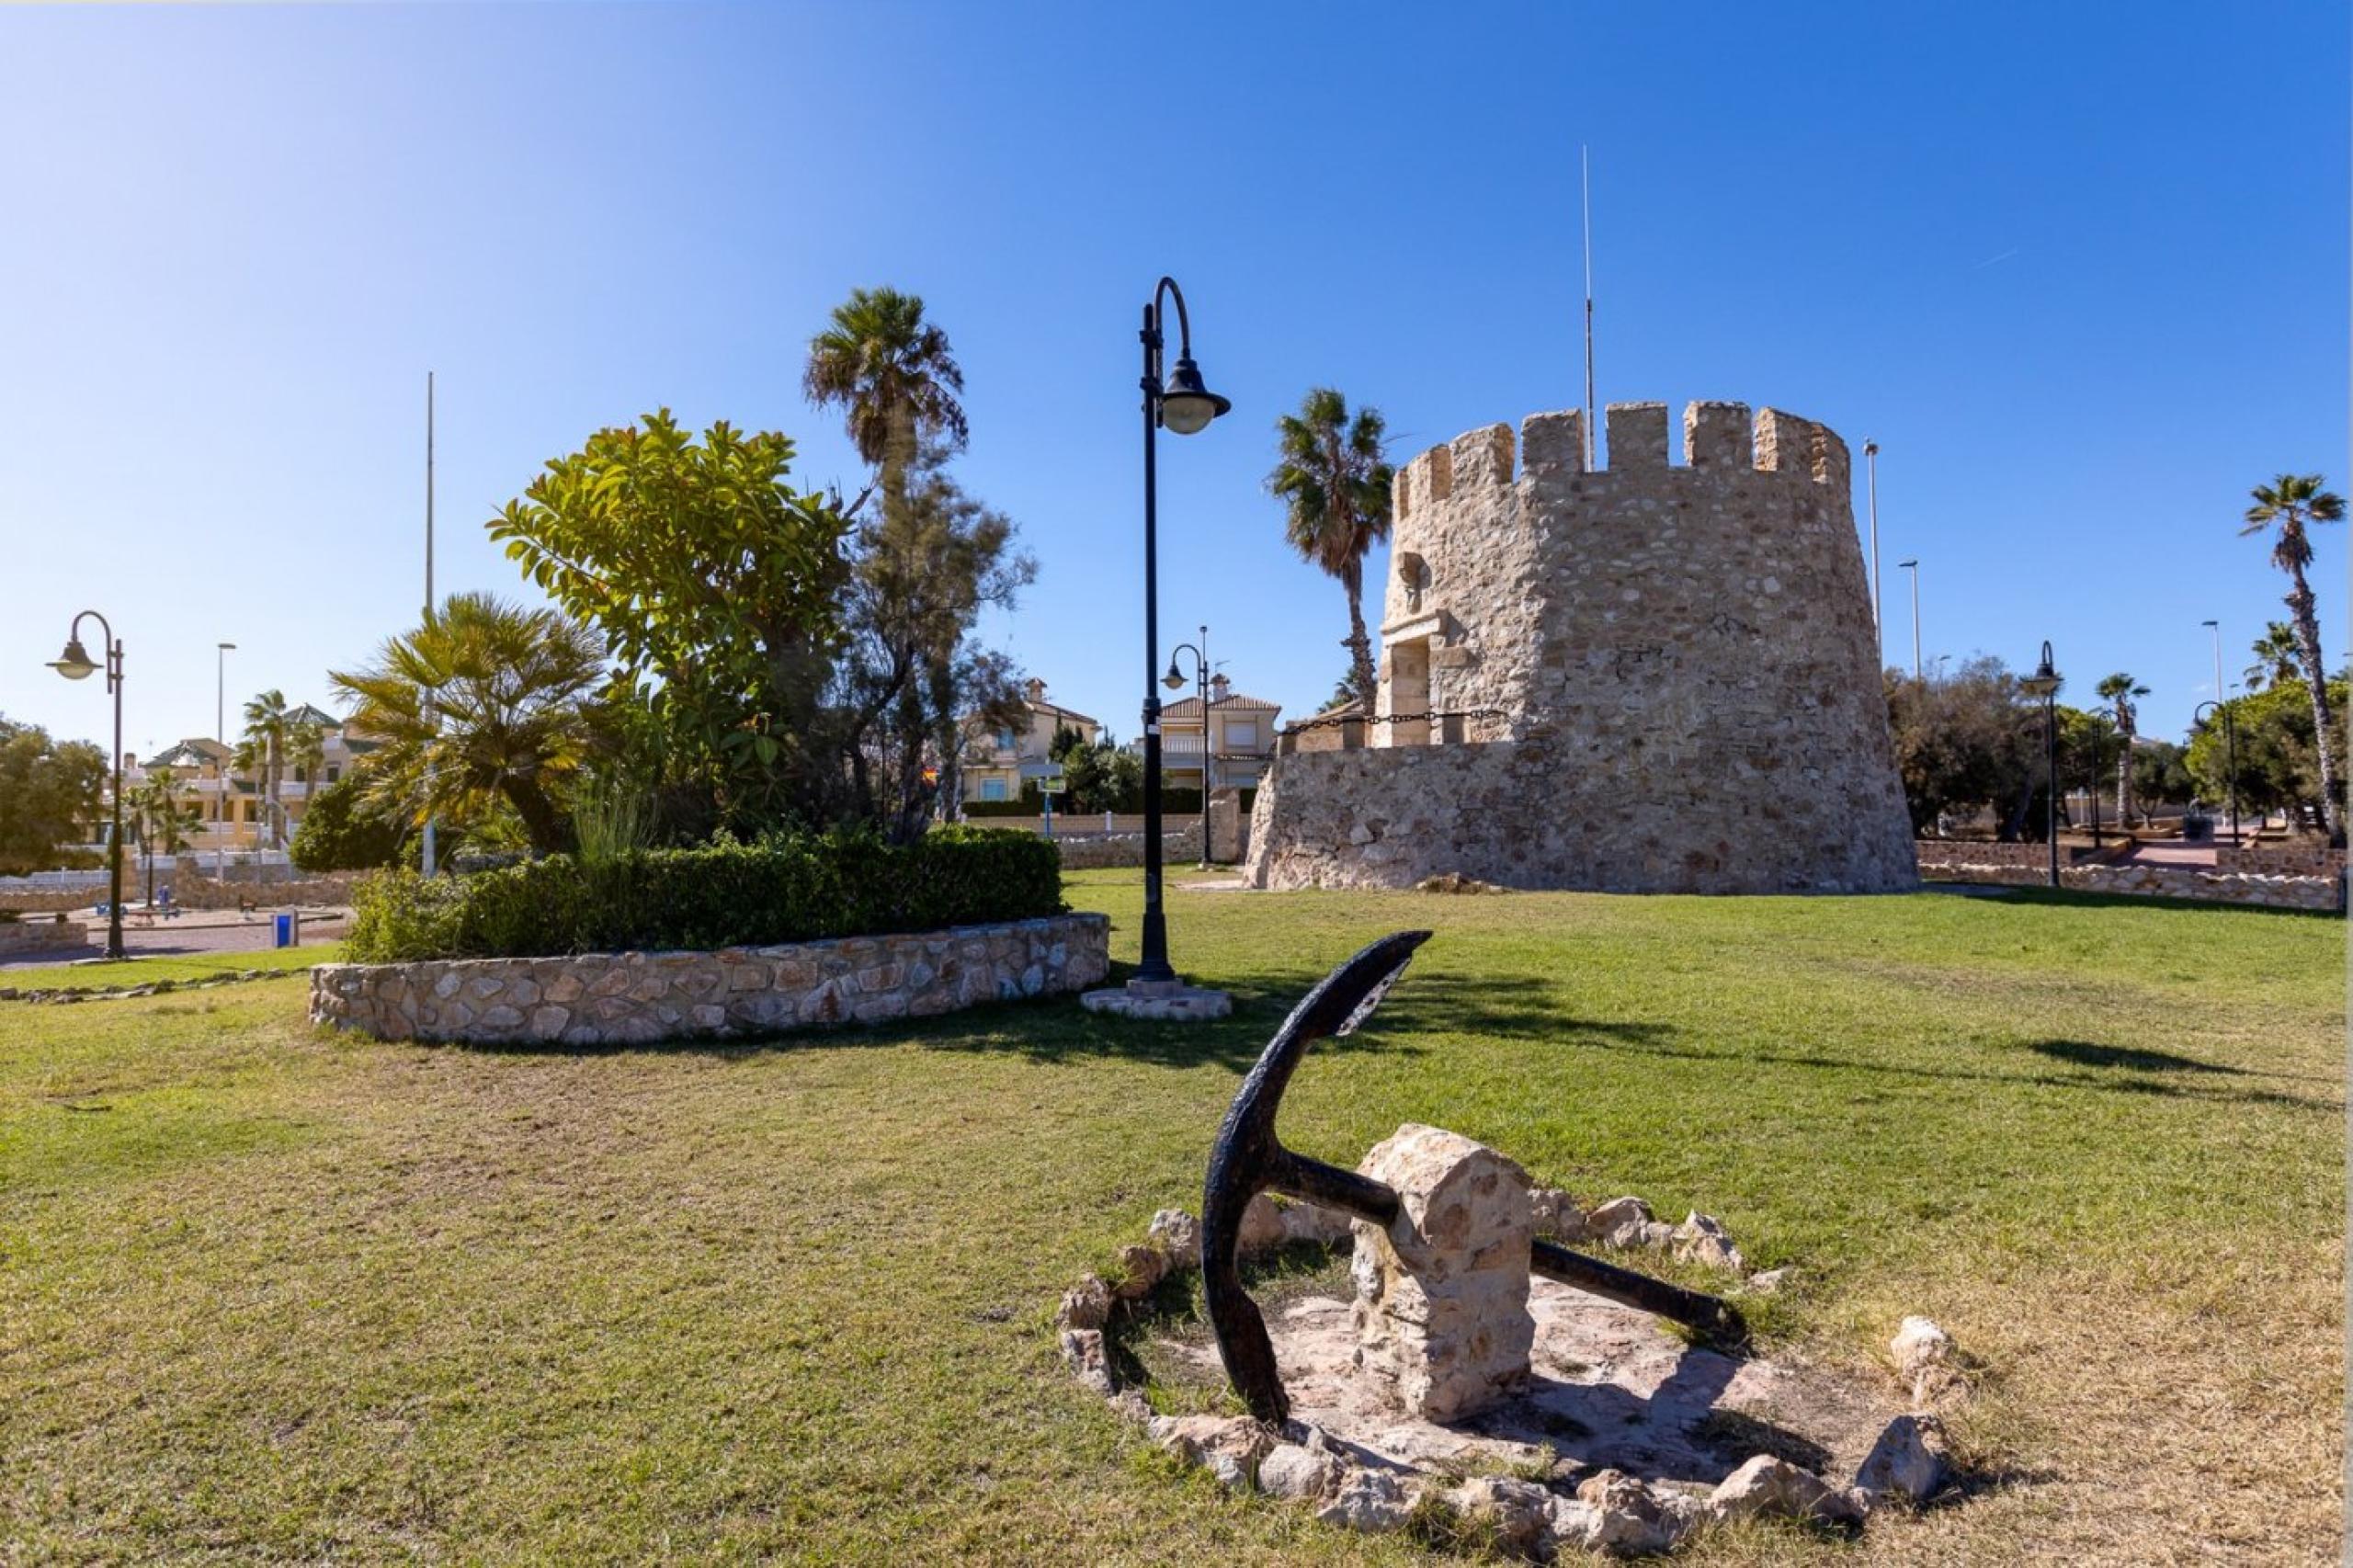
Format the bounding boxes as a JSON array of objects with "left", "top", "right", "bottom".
[{"left": 1, "top": 873, "right": 2340, "bottom": 1563}]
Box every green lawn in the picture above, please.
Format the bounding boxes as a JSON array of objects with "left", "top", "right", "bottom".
[
  {"left": 1, "top": 874, "right": 2339, "bottom": 1563},
  {"left": 0, "top": 943, "right": 335, "bottom": 993}
]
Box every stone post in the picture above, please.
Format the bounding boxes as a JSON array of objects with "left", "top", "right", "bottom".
[{"left": 1349, "top": 1123, "right": 1535, "bottom": 1421}]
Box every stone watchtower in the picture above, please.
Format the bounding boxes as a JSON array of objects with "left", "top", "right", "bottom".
[{"left": 1246, "top": 401, "right": 1918, "bottom": 894}]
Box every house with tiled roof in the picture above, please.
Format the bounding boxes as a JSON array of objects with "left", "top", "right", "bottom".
[
  {"left": 1160, "top": 675, "right": 1281, "bottom": 793},
  {"left": 118, "top": 702, "right": 377, "bottom": 852},
  {"left": 960, "top": 679, "right": 1101, "bottom": 804}
]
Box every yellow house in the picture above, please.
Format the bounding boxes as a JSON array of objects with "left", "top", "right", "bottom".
[
  {"left": 961, "top": 679, "right": 1100, "bottom": 803},
  {"left": 119, "top": 704, "right": 382, "bottom": 852},
  {"left": 1160, "top": 676, "right": 1281, "bottom": 793}
]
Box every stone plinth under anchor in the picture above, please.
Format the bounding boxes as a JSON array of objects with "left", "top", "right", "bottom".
[{"left": 1080, "top": 977, "right": 1233, "bottom": 1021}]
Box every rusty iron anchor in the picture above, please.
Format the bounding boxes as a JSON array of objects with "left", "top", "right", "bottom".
[{"left": 1201, "top": 930, "right": 1747, "bottom": 1426}]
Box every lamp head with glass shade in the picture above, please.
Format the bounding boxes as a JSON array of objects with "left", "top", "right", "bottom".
[
  {"left": 1157, "top": 355, "right": 1230, "bottom": 436},
  {"left": 1163, "top": 660, "right": 1188, "bottom": 691},
  {"left": 2018, "top": 641, "right": 2061, "bottom": 699},
  {"left": 49, "top": 637, "right": 98, "bottom": 681}
]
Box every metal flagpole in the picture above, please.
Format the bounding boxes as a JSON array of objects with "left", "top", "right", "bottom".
[
  {"left": 421, "top": 371, "right": 438, "bottom": 877},
  {"left": 1581, "top": 145, "right": 1596, "bottom": 469}
]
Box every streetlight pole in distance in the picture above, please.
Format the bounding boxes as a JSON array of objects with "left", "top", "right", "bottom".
[
  {"left": 2200, "top": 619, "right": 2222, "bottom": 707},
  {"left": 216, "top": 642, "right": 235, "bottom": 879},
  {"left": 1082, "top": 277, "right": 1234, "bottom": 1022},
  {"left": 48, "top": 611, "right": 127, "bottom": 960},
  {"left": 1897, "top": 560, "right": 1921, "bottom": 681},
  {"left": 2019, "top": 641, "right": 2063, "bottom": 889},
  {"left": 1165, "top": 627, "right": 1211, "bottom": 870},
  {"left": 421, "top": 370, "right": 438, "bottom": 878},
  {"left": 2193, "top": 699, "right": 2241, "bottom": 846}
]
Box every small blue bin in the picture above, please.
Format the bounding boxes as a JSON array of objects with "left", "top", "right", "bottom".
[{"left": 273, "top": 913, "right": 294, "bottom": 949}]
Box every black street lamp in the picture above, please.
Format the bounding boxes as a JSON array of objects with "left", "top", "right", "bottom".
[
  {"left": 2018, "top": 641, "right": 2062, "bottom": 889},
  {"left": 1133, "top": 277, "right": 1231, "bottom": 987},
  {"left": 1165, "top": 630, "right": 1212, "bottom": 870},
  {"left": 2193, "top": 699, "right": 2241, "bottom": 846},
  {"left": 49, "top": 610, "right": 127, "bottom": 960}
]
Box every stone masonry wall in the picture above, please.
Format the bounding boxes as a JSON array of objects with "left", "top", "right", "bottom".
[
  {"left": 1917, "top": 852, "right": 2342, "bottom": 913},
  {"left": 1250, "top": 401, "right": 1917, "bottom": 895},
  {"left": 1052, "top": 826, "right": 1202, "bottom": 870},
  {"left": 0, "top": 917, "right": 92, "bottom": 956},
  {"left": 312, "top": 913, "right": 1109, "bottom": 1046},
  {"left": 2215, "top": 842, "right": 2347, "bottom": 878}
]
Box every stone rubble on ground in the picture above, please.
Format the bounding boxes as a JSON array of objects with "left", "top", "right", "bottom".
[
  {"left": 1054, "top": 1274, "right": 1110, "bottom": 1334},
  {"left": 1890, "top": 1314, "right": 1968, "bottom": 1408},
  {"left": 1741, "top": 1267, "right": 1793, "bottom": 1295},
  {"left": 1112, "top": 1244, "right": 1168, "bottom": 1301},
  {"left": 1256, "top": 1441, "right": 1343, "bottom": 1503},
  {"left": 1314, "top": 1465, "right": 1418, "bottom": 1532},
  {"left": 1146, "top": 1413, "right": 1274, "bottom": 1491},
  {"left": 1529, "top": 1186, "right": 1592, "bottom": 1243},
  {"left": 1854, "top": 1413, "right": 1950, "bottom": 1503},
  {"left": 1144, "top": 1208, "right": 1199, "bottom": 1262},
  {"left": 1669, "top": 1211, "right": 1746, "bottom": 1272},
  {"left": 1059, "top": 1328, "right": 1113, "bottom": 1395},
  {"left": 1707, "top": 1453, "right": 1869, "bottom": 1526}
]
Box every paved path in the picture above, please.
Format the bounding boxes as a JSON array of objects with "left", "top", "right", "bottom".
[{"left": 0, "top": 908, "right": 349, "bottom": 968}]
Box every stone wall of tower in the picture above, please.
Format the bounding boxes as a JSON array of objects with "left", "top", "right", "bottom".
[{"left": 1248, "top": 400, "right": 1917, "bottom": 895}]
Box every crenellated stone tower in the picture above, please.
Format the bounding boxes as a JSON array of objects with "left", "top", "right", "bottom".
[{"left": 1246, "top": 401, "right": 1918, "bottom": 894}]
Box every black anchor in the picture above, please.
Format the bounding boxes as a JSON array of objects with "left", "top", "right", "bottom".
[{"left": 1201, "top": 930, "right": 1745, "bottom": 1426}]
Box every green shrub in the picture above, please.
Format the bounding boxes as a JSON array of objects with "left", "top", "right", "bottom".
[
  {"left": 345, "top": 826, "right": 1063, "bottom": 962},
  {"left": 290, "top": 777, "right": 409, "bottom": 873}
]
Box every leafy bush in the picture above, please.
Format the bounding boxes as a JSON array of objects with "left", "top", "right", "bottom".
[
  {"left": 290, "top": 777, "right": 409, "bottom": 872},
  {"left": 345, "top": 826, "right": 1063, "bottom": 962}
]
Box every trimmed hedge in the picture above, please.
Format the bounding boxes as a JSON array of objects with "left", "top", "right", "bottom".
[{"left": 346, "top": 827, "right": 1065, "bottom": 962}]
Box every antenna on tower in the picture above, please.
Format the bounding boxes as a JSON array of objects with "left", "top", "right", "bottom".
[{"left": 1581, "top": 145, "right": 1596, "bottom": 469}]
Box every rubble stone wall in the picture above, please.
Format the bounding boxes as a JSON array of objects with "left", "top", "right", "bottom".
[
  {"left": 2215, "top": 842, "right": 2347, "bottom": 878},
  {"left": 1053, "top": 826, "right": 1202, "bottom": 870},
  {"left": 1920, "top": 853, "right": 2341, "bottom": 912},
  {"left": 311, "top": 913, "right": 1109, "bottom": 1045},
  {"left": 0, "top": 917, "right": 91, "bottom": 955},
  {"left": 1249, "top": 402, "right": 1916, "bottom": 894}
]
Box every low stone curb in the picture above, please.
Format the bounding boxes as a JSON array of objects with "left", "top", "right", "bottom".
[{"left": 0, "top": 968, "right": 289, "bottom": 1005}]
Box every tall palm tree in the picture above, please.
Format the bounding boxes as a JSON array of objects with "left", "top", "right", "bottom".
[
  {"left": 2244, "top": 621, "right": 2302, "bottom": 693},
  {"left": 237, "top": 689, "right": 293, "bottom": 848},
  {"left": 803, "top": 286, "right": 967, "bottom": 500},
  {"left": 2096, "top": 672, "right": 2149, "bottom": 825},
  {"left": 1268, "top": 388, "right": 1394, "bottom": 705},
  {"left": 331, "top": 593, "right": 607, "bottom": 856},
  {"left": 2244, "top": 473, "right": 2345, "bottom": 835}
]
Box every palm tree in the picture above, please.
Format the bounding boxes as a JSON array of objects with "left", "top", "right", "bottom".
[
  {"left": 2244, "top": 474, "right": 2345, "bottom": 835},
  {"left": 2245, "top": 621, "right": 2302, "bottom": 693},
  {"left": 237, "top": 689, "right": 293, "bottom": 848},
  {"left": 331, "top": 593, "right": 607, "bottom": 856},
  {"left": 1268, "top": 388, "right": 1394, "bottom": 704},
  {"left": 127, "top": 767, "right": 202, "bottom": 904},
  {"left": 2096, "top": 672, "right": 2149, "bottom": 825},
  {"left": 803, "top": 286, "right": 968, "bottom": 498}
]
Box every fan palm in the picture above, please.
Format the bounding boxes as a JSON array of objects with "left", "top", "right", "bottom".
[
  {"left": 331, "top": 593, "right": 607, "bottom": 856},
  {"left": 236, "top": 689, "right": 293, "bottom": 848},
  {"left": 2095, "top": 672, "right": 2150, "bottom": 825},
  {"left": 2243, "top": 474, "right": 2344, "bottom": 835},
  {"left": 2245, "top": 621, "right": 2302, "bottom": 693},
  {"left": 803, "top": 286, "right": 967, "bottom": 495},
  {"left": 1267, "top": 388, "right": 1394, "bottom": 704}
]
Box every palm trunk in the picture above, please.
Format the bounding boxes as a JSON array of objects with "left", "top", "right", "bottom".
[
  {"left": 1341, "top": 558, "right": 1376, "bottom": 705},
  {"left": 2286, "top": 565, "right": 2342, "bottom": 837},
  {"left": 503, "top": 777, "right": 571, "bottom": 858},
  {"left": 2115, "top": 714, "right": 2134, "bottom": 828}
]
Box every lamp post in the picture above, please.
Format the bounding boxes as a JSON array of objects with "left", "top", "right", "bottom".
[
  {"left": 1165, "top": 627, "right": 1212, "bottom": 869},
  {"left": 48, "top": 610, "right": 127, "bottom": 960},
  {"left": 1863, "top": 439, "right": 1881, "bottom": 653},
  {"left": 2200, "top": 619, "right": 2222, "bottom": 707},
  {"left": 1134, "top": 277, "right": 1230, "bottom": 988},
  {"left": 2018, "top": 641, "right": 2062, "bottom": 889},
  {"left": 1897, "top": 559, "right": 1922, "bottom": 681},
  {"left": 215, "top": 642, "right": 236, "bottom": 877},
  {"left": 2194, "top": 699, "right": 2241, "bottom": 846}
]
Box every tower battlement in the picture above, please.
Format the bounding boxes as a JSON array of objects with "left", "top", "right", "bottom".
[{"left": 1247, "top": 397, "right": 1915, "bottom": 896}]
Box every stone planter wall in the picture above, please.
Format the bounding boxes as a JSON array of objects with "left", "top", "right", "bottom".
[
  {"left": 2215, "top": 842, "right": 2346, "bottom": 878},
  {"left": 0, "top": 917, "right": 91, "bottom": 956},
  {"left": 311, "top": 913, "right": 1110, "bottom": 1045}
]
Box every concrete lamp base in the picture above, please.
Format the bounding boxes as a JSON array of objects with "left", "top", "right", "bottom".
[{"left": 1081, "top": 977, "right": 1233, "bottom": 1022}]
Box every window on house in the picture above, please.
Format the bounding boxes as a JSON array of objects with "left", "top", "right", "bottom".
[
  {"left": 1226, "top": 722, "right": 1258, "bottom": 750},
  {"left": 326, "top": 766, "right": 340, "bottom": 783},
  {"left": 996, "top": 727, "right": 1017, "bottom": 749},
  {"left": 981, "top": 778, "right": 1008, "bottom": 801}
]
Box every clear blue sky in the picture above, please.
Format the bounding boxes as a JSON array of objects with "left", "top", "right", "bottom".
[{"left": 2, "top": 3, "right": 2342, "bottom": 761}]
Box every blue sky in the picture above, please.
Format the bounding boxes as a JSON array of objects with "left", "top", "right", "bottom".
[{"left": 1, "top": 3, "right": 2342, "bottom": 761}]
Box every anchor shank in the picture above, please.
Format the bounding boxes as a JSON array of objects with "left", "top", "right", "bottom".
[
  {"left": 1269, "top": 1152, "right": 1400, "bottom": 1227},
  {"left": 1531, "top": 1237, "right": 1745, "bottom": 1343}
]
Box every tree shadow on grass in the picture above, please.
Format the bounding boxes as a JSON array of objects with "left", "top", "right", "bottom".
[
  {"left": 1553, "top": 1028, "right": 2340, "bottom": 1115},
  {"left": 2023, "top": 1040, "right": 2239, "bottom": 1075}
]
